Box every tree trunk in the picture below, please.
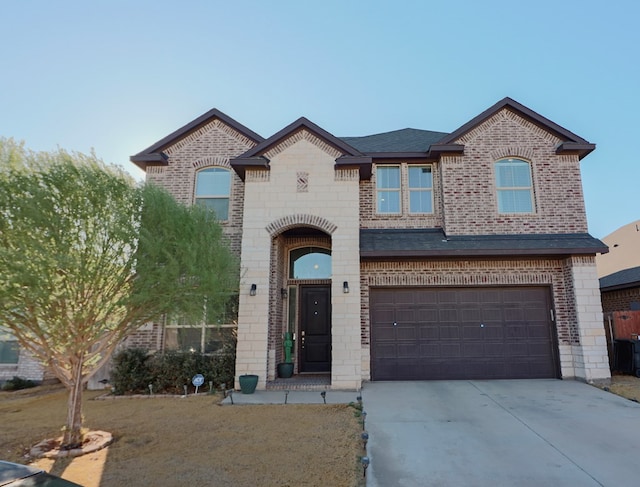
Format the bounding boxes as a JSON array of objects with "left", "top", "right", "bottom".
[{"left": 62, "top": 356, "right": 85, "bottom": 449}]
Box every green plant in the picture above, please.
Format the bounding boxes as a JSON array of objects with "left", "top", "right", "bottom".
[
  {"left": 1, "top": 375, "right": 36, "bottom": 391},
  {"left": 110, "top": 335, "right": 236, "bottom": 395},
  {"left": 110, "top": 347, "right": 153, "bottom": 394}
]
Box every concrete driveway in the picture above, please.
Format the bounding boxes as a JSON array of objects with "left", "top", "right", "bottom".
[{"left": 361, "top": 380, "right": 640, "bottom": 487}]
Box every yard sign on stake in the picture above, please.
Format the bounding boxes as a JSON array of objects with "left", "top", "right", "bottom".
[{"left": 192, "top": 374, "right": 205, "bottom": 395}]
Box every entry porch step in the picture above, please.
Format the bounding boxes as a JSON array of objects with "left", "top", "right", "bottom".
[{"left": 266, "top": 374, "right": 330, "bottom": 391}]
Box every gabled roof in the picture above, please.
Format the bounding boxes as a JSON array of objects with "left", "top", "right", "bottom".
[
  {"left": 600, "top": 266, "right": 640, "bottom": 292},
  {"left": 130, "top": 108, "right": 264, "bottom": 170},
  {"left": 231, "top": 117, "right": 368, "bottom": 180},
  {"left": 360, "top": 229, "right": 608, "bottom": 258},
  {"left": 340, "top": 128, "right": 449, "bottom": 153},
  {"left": 436, "top": 97, "right": 595, "bottom": 160},
  {"left": 132, "top": 97, "right": 596, "bottom": 175}
]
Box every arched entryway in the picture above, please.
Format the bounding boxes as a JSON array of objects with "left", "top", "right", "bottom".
[{"left": 268, "top": 225, "right": 333, "bottom": 382}]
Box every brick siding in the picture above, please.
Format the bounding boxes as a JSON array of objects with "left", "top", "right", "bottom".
[
  {"left": 602, "top": 288, "right": 640, "bottom": 313},
  {"left": 360, "top": 257, "right": 581, "bottom": 347}
]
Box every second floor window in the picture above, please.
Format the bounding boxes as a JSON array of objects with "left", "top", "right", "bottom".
[
  {"left": 376, "top": 164, "right": 433, "bottom": 215},
  {"left": 376, "top": 166, "right": 401, "bottom": 214},
  {"left": 495, "top": 158, "right": 534, "bottom": 213},
  {"left": 408, "top": 166, "right": 433, "bottom": 213},
  {"left": 195, "top": 167, "right": 231, "bottom": 220}
]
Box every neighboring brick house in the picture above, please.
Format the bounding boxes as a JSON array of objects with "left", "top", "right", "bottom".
[
  {"left": 128, "top": 97, "right": 610, "bottom": 390},
  {"left": 0, "top": 331, "right": 47, "bottom": 383},
  {"left": 600, "top": 267, "right": 640, "bottom": 313}
]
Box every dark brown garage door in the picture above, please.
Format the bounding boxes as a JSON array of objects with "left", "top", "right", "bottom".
[{"left": 370, "top": 287, "right": 558, "bottom": 380}]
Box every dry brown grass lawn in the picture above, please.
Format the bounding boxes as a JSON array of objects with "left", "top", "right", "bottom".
[{"left": 0, "top": 385, "right": 364, "bottom": 487}]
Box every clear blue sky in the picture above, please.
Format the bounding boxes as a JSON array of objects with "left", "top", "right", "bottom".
[{"left": 1, "top": 0, "right": 637, "bottom": 238}]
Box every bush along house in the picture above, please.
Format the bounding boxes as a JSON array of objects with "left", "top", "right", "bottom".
[{"left": 128, "top": 97, "right": 610, "bottom": 391}]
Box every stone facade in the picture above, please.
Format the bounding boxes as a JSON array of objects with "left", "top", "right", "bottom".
[{"left": 236, "top": 134, "right": 361, "bottom": 390}]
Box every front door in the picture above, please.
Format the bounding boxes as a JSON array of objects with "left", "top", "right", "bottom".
[{"left": 299, "top": 285, "right": 331, "bottom": 373}]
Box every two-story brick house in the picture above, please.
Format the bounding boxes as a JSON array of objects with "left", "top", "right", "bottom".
[{"left": 128, "top": 97, "right": 610, "bottom": 390}]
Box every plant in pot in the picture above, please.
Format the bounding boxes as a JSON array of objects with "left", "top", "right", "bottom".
[
  {"left": 277, "top": 332, "right": 294, "bottom": 378},
  {"left": 238, "top": 374, "right": 259, "bottom": 394}
]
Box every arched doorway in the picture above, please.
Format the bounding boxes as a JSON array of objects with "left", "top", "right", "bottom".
[
  {"left": 290, "top": 247, "right": 332, "bottom": 372},
  {"left": 271, "top": 227, "right": 332, "bottom": 377}
]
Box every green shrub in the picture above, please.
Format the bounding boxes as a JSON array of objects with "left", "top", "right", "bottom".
[
  {"left": 110, "top": 336, "right": 236, "bottom": 395},
  {"left": 1, "top": 376, "right": 37, "bottom": 391},
  {"left": 110, "top": 347, "right": 153, "bottom": 395}
]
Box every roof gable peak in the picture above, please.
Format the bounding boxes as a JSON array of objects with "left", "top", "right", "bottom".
[
  {"left": 130, "top": 108, "right": 264, "bottom": 169},
  {"left": 238, "top": 116, "right": 363, "bottom": 159},
  {"left": 438, "top": 97, "right": 594, "bottom": 159}
]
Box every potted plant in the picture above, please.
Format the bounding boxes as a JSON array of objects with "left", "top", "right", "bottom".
[
  {"left": 277, "top": 332, "right": 294, "bottom": 378},
  {"left": 239, "top": 374, "right": 259, "bottom": 394}
]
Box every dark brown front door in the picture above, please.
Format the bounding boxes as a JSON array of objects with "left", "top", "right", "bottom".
[
  {"left": 370, "top": 286, "right": 558, "bottom": 380},
  {"left": 300, "top": 285, "right": 331, "bottom": 373}
]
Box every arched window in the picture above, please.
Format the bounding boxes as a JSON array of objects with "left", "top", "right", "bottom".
[
  {"left": 494, "top": 158, "right": 534, "bottom": 213},
  {"left": 289, "top": 247, "right": 331, "bottom": 279},
  {"left": 195, "top": 167, "right": 231, "bottom": 220}
]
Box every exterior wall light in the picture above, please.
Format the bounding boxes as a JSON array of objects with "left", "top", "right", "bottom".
[
  {"left": 250, "top": 283, "right": 257, "bottom": 296},
  {"left": 343, "top": 281, "right": 349, "bottom": 294},
  {"left": 281, "top": 288, "right": 288, "bottom": 298}
]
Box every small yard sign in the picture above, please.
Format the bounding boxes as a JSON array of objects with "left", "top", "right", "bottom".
[{"left": 192, "top": 374, "right": 205, "bottom": 394}]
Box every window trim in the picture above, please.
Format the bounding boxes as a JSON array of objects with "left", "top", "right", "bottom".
[
  {"left": 407, "top": 165, "right": 434, "bottom": 214},
  {"left": 164, "top": 322, "right": 237, "bottom": 354},
  {"left": 375, "top": 163, "right": 434, "bottom": 216},
  {"left": 494, "top": 158, "right": 535, "bottom": 214},
  {"left": 194, "top": 167, "right": 231, "bottom": 221},
  {"left": 375, "top": 165, "right": 402, "bottom": 215}
]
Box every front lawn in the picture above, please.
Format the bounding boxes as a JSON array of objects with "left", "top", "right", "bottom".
[{"left": 0, "top": 385, "right": 363, "bottom": 487}]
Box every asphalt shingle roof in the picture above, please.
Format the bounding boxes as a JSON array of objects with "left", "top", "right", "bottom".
[
  {"left": 600, "top": 266, "right": 640, "bottom": 291},
  {"left": 340, "top": 128, "right": 449, "bottom": 153},
  {"left": 360, "top": 229, "right": 608, "bottom": 257}
]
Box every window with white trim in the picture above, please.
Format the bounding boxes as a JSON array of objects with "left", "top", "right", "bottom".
[
  {"left": 164, "top": 295, "right": 237, "bottom": 354},
  {"left": 375, "top": 164, "right": 434, "bottom": 215},
  {"left": 376, "top": 166, "right": 401, "bottom": 214},
  {"left": 195, "top": 168, "right": 231, "bottom": 220},
  {"left": 408, "top": 166, "right": 433, "bottom": 213},
  {"left": 495, "top": 158, "right": 534, "bottom": 213}
]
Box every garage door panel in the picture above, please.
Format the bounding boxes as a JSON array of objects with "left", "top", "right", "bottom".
[
  {"left": 374, "top": 326, "right": 396, "bottom": 341},
  {"left": 440, "top": 343, "right": 461, "bottom": 357},
  {"left": 528, "top": 324, "right": 552, "bottom": 339},
  {"left": 374, "top": 308, "right": 395, "bottom": 322},
  {"left": 396, "top": 309, "right": 415, "bottom": 322},
  {"left": 439, "top": 325, "right": 460, "bottom": 339},
  {"left": 481, "top": 308, "right": 503, "bottom": 322},
  {"left": 462, "top": 326, "right": 484, "bottom": 340},
  {"left": 438, "top": 308, "right": 459, "bottom": 322},
  {"left": 416, "top": 308, "right": 438, "bottom": 322},
  {"left": 420, "top": 343, "right": 441, "bottom": 357},
  {"left": 395, "top": 290, "right": 417, "bottom": 305},
  {"left": 420, "top": 326, "right": 440, "bottom": 340},
  {"left": 506, "top": 324, "right": 528, "bottom": 339},
  {"left": 506, "top": 343, "right": 529, "bottom": 356},
  {"left": 460, "top": 308, "right": 481, "bottom": 321},
  {"left": 371, "top": 286, "right": 558, "bottom": 380},
  {"left": 398, "top": 344, "right": 419, "bottom": 358},
  {"left": 503, "top": 307, "right": 524, "bottom": 321},
  {"left": 396, "top": 326, "right": 417, "bottom": 340},
  {"left": 375, "top": 344, "right": 397, "bottom": 359},
  {"left": 462, "top": 343, "right": 485, "bottom": 357}
]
